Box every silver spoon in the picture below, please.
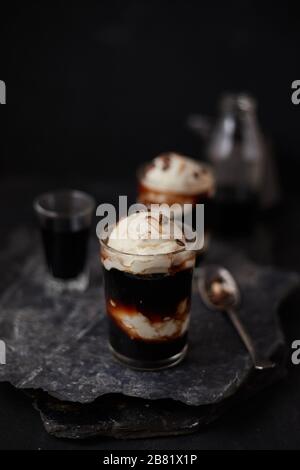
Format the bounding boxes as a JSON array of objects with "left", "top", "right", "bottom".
[{"left": 198, "top": 265, "right": 275, "bottom": 371}]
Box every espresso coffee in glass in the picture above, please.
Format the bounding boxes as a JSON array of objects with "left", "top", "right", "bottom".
[
  {"left": 34, "top": 190, "right": 95, "bottom": 292},
  {"left": 100, "top": 211, "right": 196, "bottom": 370}
]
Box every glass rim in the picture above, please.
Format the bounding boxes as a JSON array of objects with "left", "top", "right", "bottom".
[{"left": 33, "top": 189, "right": 96, "bottom": 219}]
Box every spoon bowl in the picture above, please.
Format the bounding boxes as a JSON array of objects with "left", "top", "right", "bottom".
[
  {"left": 198, "top": 265, "right": 276, "bottom": 371},
  {"left": 198, "top": 265, "right": 240, "bottom": 311}
]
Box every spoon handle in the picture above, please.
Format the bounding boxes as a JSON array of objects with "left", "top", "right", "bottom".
[{"left": 227, "top": 308, "right": 275, "bottom": 371}]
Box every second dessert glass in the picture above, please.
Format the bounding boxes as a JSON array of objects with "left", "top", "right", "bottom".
[{"left": 137, "top": 152, "right": 215, "bottom": 258}]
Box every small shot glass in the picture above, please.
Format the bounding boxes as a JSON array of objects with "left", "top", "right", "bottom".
[{"left": 34, "top": 190, "right": 95, "bottom": 292}]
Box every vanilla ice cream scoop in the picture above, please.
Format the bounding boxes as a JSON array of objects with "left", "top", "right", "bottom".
[
  {"left": 101, "top": 211, "right": 195, "bottom": 274},
  {"left": 141, "top": 152, "right": 215, "bottom": 196},
  {"left": 108, "top": 211, "right": 185, "bottom": 255}
]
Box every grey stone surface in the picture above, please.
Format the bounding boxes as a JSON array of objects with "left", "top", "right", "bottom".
[{"left": 0, "top": 229, "right": 298, "bottom": 439}]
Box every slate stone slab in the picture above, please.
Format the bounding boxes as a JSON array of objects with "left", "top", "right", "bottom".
[{"left": 0, "top": 229, "right": 298, "bottom": 439}]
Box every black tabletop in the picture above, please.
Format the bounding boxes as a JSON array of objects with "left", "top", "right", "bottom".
[{"left": 0, "top": 175, "right": 299, "bottom": 450}]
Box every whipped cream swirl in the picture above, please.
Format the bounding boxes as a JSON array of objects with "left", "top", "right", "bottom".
[
  {"left": 141, "top": 152, "right": 215, "bottom": 196},
  {"left": 101, "top": 211, "right": 195, "bottom": 274}
]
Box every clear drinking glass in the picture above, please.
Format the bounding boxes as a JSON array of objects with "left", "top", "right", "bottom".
[
  {"left": 100, "top": 234, "right": 197, "bottom": 370},
  {"left": 34, "top": 190, "right": 95, "bottom": 292}
]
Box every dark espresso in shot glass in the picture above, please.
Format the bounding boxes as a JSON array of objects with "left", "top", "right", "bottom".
[
  {"left": 100, "top": 211, "right": 196, "bottom": 370},
  {"left": 34, "top": 190, "right": 95, "bottom": 291}
]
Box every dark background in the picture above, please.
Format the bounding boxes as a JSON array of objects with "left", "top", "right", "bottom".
[
  {"left": 1, "top": 1, "right": 300, "bottom": 186},
  {"left": 0, "top": 1, "right": 300, "bottom": 450}
]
